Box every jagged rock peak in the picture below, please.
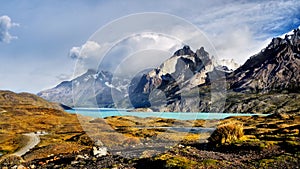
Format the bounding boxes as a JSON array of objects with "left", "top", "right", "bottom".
[
  {"left": 196, "top": 47, "right": 209, "bottom": 57},
  {"left": 267, "top": 28, "right": 300, "bottom": 49},
  {"left": 173, "top": 46, "right": 211, "bottom": 61},
  {"left": 174, "top": 45, "right": 194, "bottom": 56},
  {"left": 195, "top": 47, "right": 210, "bottom": 63}
]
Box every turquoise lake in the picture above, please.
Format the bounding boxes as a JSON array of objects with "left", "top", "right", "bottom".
[{"left": 66, "top": 108, "right": 268, "bottom": 120}]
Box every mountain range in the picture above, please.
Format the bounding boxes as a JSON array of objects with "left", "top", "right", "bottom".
[
  {"left": 38, "top": 28, "right": 300, "bottom": 113},
  {"left": 38, "top": 69, "right": 128, "bottom": 108}
]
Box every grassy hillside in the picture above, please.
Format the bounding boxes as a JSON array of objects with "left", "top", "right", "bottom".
[{"left": 0, "top": 91, "right": 86, "bottom": 158}]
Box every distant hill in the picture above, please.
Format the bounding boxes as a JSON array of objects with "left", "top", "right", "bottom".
[
  {"left": 0, "top": 90, "right": 83, "bottom": 155},
  {"left": 0, "top": 90, "right": 62, "bottom": 110}
]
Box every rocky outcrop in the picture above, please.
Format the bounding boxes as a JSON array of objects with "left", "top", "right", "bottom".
[
  {"left": 128, "top": 46, "right": 216, "bottom": 110},
  {"left": 229, "top": 28, "right": 300, "bottom": 93}
]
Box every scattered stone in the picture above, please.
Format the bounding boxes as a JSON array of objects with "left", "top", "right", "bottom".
[
  {"left": 71, "top": 161, "right": 79, "bottom": 165},
  {"left": 17, "top": 165, "right": 26, "bottom": 169},
  {"left": 178, "top": 144, "right": 185, "bottom": 148},
  {"left": 76, "top": 155, "right": 85, "bottom": 160},
  {"left": 93, "top": 147, "right": 108, "bottom": 157}
]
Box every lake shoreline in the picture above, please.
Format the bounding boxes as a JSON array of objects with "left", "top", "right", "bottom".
[{"left": 66, "top": 108, "right": 269, "bottom": 120}]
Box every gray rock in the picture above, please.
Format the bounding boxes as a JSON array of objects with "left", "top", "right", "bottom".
[
  {"left": 93, "top": 146, "right": 108, "bottom": 157},
  {"left": 229, "top": 29, "right": 300, "bottom": 93}
]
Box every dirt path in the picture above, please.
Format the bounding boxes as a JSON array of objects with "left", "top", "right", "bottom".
[{"left": 13, "top": 133, "right": 40, "bottom": 157}]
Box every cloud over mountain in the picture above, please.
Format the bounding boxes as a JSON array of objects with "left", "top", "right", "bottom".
[
  {"left": 70, "top": 33, "right": 184, "bottom": 76},
  {"left": 69, "top": 40, "right": 110, "bottom": 75},
  {"left": 191, "top": 0, "right": 300, "bottom": 63},
  {"left": 1, "top": 0, "right": 299, "bottom": 93}
]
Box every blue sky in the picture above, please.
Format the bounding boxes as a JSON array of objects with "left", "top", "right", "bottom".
[{"left": 0, "top": 0, "right": 299, "bottom": 93}]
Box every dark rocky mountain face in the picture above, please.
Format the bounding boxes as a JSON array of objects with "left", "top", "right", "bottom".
[
  {"left": 128, "top": 46, "right": 220, "bottom": 111},
  {"left": 128, "top": 29, "right": 300, "bottom": 112},
  {"left": 229, "top": 28, "right": 300, "bottom": 93}
]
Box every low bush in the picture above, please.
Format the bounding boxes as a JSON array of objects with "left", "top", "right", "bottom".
[{"left": 208, "top": 122, "right": 244, "bottom": 145}]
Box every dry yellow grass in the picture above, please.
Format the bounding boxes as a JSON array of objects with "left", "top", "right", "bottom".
[
  {"left": 208, "top": 122, "right": 244, "bottom": 145},
  {"left": 0, "top": 91, "right": 85, "bottom": 159}
]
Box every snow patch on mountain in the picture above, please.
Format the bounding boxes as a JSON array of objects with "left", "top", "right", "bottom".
[{"left": 218, "top": 59, "right": 240, "bottom": 71}]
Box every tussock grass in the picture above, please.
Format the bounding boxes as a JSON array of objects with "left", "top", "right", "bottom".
[{"left": 208, "top": 122, "right": 244, "bottom": 145}]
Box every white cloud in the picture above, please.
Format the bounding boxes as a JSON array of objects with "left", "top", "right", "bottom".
[
  {"left": 70, "top": 33, "right": 184, "bottom": 76},
  {"left": 0, "top": 15, "right": 19, "bottom": 43},
  {"left": 116, "top": 33, "right": 183, "bottom": 55},
  {"left": 110, "top": 33, "right": 184, "bottom": 76},
  {"left": 70, "top": 41, "right": 111, "bottom": 76},
  {"left": 186, "top": 0, "right": 300, "bottom": 64},
  {"left": 69, "top": 46, "right": 81, "bottom": 59},
  {"left": 211, "top": 26, "right": 271, "bottom": 64},
  {"left": 56, "top": 73, "right": 71, "bottom": 81},
  {"left": 69, "top": 41, "right": 103, "bottom": 59},
  {"left": 69, "top": 0, "right": 300, "bottom": 75},
  {"left": 193, "top": 0, "right": 299, "bottom": 36},
  {"left": 113, "top": 50, "right": 172, "bottom": 78}
]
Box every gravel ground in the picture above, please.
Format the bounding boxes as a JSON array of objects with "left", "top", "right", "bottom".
[{"left": 3, "top": 142, "right": 295, "bottom": 169}]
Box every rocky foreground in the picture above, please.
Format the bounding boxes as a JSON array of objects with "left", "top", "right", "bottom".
[
  {"left": 4, "top": 142, "right": 298, "bottom": 169},
  {"left": 1, "top": 110, "right": 299, "bottom": 168}
]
